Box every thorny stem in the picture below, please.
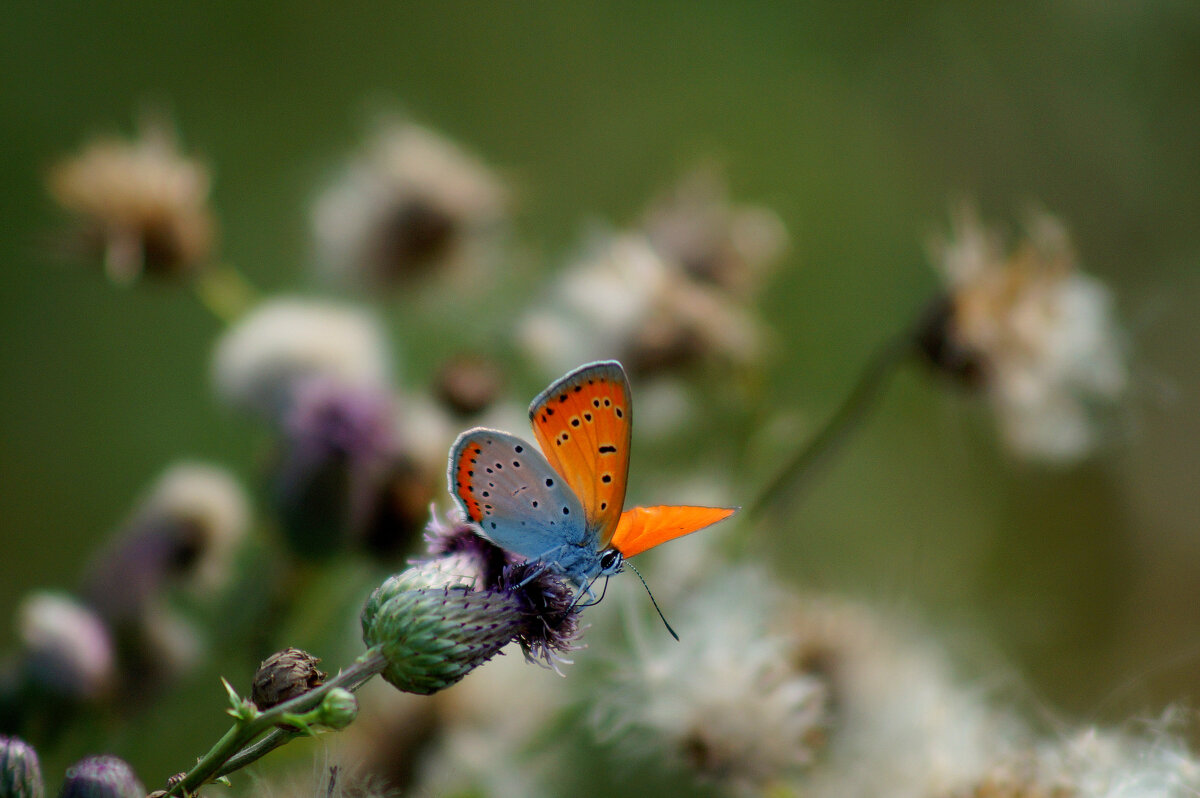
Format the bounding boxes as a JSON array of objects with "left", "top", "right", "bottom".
[
  {"left": 168, "top": 647, "right": 388, "bottom": 796},
  {"left": 745, "top": 326, "right": 917, "bottom": 522},
  {"left": 192, "top": 263, "right": 257, "bottom": 325}
]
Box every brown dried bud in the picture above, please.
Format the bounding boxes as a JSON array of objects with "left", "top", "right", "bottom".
[{"left": 251, "top": 647, "right": 326, "bottom": 709}]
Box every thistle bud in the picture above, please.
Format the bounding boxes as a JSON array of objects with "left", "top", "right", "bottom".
[
  {"left": 0, "top": 736, "right": 44, "bottom": 798},
  {"left": 315, "top": 687, "right": 358, "bottom": 731},
  {"left": 58, "top": 755, "right": 144, "bottom": 798},
  {"left": 251, "top": 648, "right": 326, "bottom": 710},
  {"left": 361, "top": 561, "right": 580, "bottom": 695}
]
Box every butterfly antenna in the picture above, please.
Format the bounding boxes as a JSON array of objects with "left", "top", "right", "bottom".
[{"left": 626, "top": 561, "right": 679, "bottom": 641}]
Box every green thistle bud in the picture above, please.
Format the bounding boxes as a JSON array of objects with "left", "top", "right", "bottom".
[
  {"left": 362, "top": 582, "right": 525, "bottom": 695},
  {"left": 316, "top": 687, "right": 358, "bottom": 730},
  {"left": 361, "top": 559, "right": 581, "bottom": 695},
  {"left": 58, "top": 755, "right": 144, "bottom": 798},
  {"left": 0, "top": 736, "right": 44, "bottom": 798}
]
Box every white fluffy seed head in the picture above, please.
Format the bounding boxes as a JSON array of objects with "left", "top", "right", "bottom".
[{"left": 932, "top": 205, "right": 1128, "bottom": 463}]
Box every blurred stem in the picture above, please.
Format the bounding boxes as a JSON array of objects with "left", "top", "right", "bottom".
[
  {"left": 192, "top": 263, "right": 257, "bottom": 325},
  {"left": 744, "top": 328, "right": 916, "bottom": 523},
  {"left": 168, "top": 647, "right": 387, "bottom": 796}
]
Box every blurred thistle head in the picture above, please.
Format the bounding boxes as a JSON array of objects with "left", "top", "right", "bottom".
[
  {"left": 642, "top": 166, "right": 788, "bottom": 296},
  {"left": 0, "top": 735, "right": 44, "bottom": 798},
  {"left": 212, "top": 297, "right": 392, "bottom": 422},
  {"left": 519, "top": 232, "right": 762, "bottom": 379},
  {"left": 82, "top": 462, "right": 249, "bottom": 621},
  {"left": 591, "top": 567, "right": 827, "bottom": 793},
  {"left": 312, "top": 119, "right": 509, "bottom": 291},
  {"left": 271, "top": 376, "right": 400, "bottom": 559},
  {"left": 361, "top": 547, "right": 581, "bottom": 695},
  {"left": 251, "top": 647, "right": 326, "bottom": 710},
  {"left": 16, "top": 591, "right": 115, "bottom": 703},
  {"left": 58, "top": 755, "right": 144, "bottom": 798},
  {"left": 922, "top": 203, "right": 1129, "bottom": 463},
  {"left": 47, "top": 117, "right": 215, "bottom": 283}
]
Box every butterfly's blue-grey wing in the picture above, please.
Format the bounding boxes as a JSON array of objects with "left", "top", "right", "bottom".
[{"left": 448, "top": 427, "right": 588, "bottom": 561}]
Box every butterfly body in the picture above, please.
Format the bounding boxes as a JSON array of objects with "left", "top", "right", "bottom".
[{"left": 448, "top": 360, "right": 733, "bottom": 597}]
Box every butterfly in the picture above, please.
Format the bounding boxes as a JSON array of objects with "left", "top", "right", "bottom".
[{"left": 448, "top": 360, "right": 735, "bottom": 606}]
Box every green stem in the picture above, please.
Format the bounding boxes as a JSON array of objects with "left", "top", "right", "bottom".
[
  {"left": 744, "top": 330, "right": 915, "bottom": 522},
  {"left": 168, "top": 648, "right": 388, "bottom": 796}
]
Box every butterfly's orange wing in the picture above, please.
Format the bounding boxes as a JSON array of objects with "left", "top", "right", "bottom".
[
  {"left": 529, "top": 360, "right": 632, "bottom": 548},
  {"left": 610, "top": 505, "right": 737, "bottom": 558}
]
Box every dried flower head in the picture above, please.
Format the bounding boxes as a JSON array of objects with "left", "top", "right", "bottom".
[
  {"left": 252, "top": 647, "right": 327, "bottom": 710},
  {"left": 59, "top": 755, "right": 144, "bottom": 798},
  {"left": 519, "top": 232, "right": 762, "bottom": 379},
  {"left": 47, "top": 119, "right": 214, "bottom": 283},
  {"left": 0, "top": 736, "right": 44, "bottom": 798},
  {"left": 16, "top": 591, "right": 115, "bottom": 702},
  {"left": 642, "top": 166, "right": 787, "bottom": 296},
  {"left": 212, "top": 298, "right": 392, "bottom": 421},
  {"left": 924, "top": 205, "right": 1128, "bottom": 462},
  {"left": 312, "top": 120, "right": 508, "bottom": 290}
]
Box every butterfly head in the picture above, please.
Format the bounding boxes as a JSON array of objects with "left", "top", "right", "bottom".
[{"left": 598, "top": 547, "right": 624, "bottom": 577}]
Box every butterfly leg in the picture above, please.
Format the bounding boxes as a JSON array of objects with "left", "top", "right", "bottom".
[{"left": 515, "top": 544, "right": 573, "bottom": 587}]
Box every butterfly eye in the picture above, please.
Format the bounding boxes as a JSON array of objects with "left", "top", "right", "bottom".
[{"left": 599, "top": 549, "right": 623, "bottom": 574}]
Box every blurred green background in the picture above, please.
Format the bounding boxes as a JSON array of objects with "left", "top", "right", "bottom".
[{"left": 2, "top": 0, "right": 1200, "bottom": 787}]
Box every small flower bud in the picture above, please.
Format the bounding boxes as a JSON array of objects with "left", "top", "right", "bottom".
[
  {"left": 316, "top": 687, "right": 358, "bottom": 731},
  {"left": 59, "top": 755, "right": 144, "bottom": 798},
  {"left": 17, "top": 592, "right": 115, "bottom": 702},
  {"left": 251, "top": 648, "right": 326, "bottom": 710},
  {"left": 0, "top": 735, "right": 45, "bottom": 798}
]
